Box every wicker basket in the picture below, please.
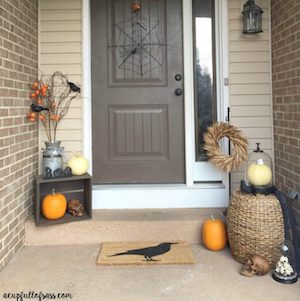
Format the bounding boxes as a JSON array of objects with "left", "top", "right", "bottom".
[{"left": 227, "top": 190, "right": 284, "bottom": 268}]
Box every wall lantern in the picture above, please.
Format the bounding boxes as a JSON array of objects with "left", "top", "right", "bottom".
[{"left": 242, "top": 0, "right": 263, "bottom": 34}]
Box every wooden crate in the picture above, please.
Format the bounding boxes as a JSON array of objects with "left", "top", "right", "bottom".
[{"left": 34, "top": 174, "right": 92, "bottom": 226}]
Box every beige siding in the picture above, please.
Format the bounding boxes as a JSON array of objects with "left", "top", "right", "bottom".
[
  {"left": 229, "top": 0, "right": 273, "bottom": 192},
  {"left": 39, "top": 0, "right": 82, "bottom": 169}
]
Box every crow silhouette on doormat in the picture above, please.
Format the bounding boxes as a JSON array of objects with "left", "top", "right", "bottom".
[{"left": 109, "top": 242, "right": 178, "bottom": 261}]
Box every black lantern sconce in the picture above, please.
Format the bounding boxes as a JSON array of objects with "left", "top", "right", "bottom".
[{"left": 242, "top": 0, "right": 263, "bottom": 34}]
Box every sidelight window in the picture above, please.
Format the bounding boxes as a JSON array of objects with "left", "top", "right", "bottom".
[{"left": 193, "top": 0, "right": 217, "bottom": 161}]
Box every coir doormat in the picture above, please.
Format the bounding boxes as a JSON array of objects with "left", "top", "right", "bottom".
[{"left": 97, "top": 241, "right": 195, "bottom": 266}]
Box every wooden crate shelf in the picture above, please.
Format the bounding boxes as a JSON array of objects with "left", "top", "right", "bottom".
[{"left": 34, "top": 174, "right": 92, "bottom": 226}]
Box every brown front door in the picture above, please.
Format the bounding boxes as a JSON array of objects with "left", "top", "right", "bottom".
[{"left": 91, "top": 0, "right": 185, "bottom": 184}]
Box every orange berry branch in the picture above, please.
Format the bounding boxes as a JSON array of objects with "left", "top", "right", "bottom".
[{"left": 27, "top": 71, "right": 81, "bottom": 142}]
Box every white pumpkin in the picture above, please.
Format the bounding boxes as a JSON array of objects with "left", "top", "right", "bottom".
[
  {"left": 67, "top": 154, "right": 89, "bottom": 176},
  {"left": 247, "top": 159, "right": 272, "bottom": 186}
]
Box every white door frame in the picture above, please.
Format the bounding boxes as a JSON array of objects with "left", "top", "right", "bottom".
[{"left": 82, "top": 0, "right": 229, "bottom": 209}]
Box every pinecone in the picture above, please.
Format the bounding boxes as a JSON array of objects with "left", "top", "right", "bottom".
[{"left": 67, "top": 199, "right": 84, "bottom": 217}]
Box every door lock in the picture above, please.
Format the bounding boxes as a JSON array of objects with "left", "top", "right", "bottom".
[{"left": 175, "top": 88, "right": 183, "bottom": 96}]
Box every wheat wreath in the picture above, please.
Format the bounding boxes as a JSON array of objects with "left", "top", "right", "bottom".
[{"left": 203, "top": 122, "right": 248, "bottom": 172}]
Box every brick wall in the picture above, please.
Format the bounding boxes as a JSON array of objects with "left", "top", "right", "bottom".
[
  {"left": 0, "top": 0, "right": 38, "bottom": 270},
  {"left": 271, "top": 0, "right": 300, "bottom": 194}
]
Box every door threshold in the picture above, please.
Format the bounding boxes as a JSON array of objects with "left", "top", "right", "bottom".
[
  {"left": 92, "top": 184, "right": 228, "bottom": 209},
  {"left": 93, "top": 182, "right": 225, "bottom": 189}
]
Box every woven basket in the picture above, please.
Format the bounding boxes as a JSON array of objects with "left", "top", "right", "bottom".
[{"left": 227, "top": 190, "right": 284, "bottom": 268}]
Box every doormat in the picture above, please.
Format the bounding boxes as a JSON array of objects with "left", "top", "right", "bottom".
[{"left": 96, "top": 241, "right": 195, "bottom": 266}]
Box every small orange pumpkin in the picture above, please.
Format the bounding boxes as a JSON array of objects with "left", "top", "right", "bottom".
[
  {"left": 202, "top": 215, "right": 227, "bottom": 251},
  {"left": 42, "top": 188, "right": 67, "bottom": 220}
]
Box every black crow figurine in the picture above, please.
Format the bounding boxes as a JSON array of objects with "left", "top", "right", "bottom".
[
  {"left": 31, "top": 103, "right": 49, "bottom": 112},
  {"left": 68, "top": 81, "right": 81, "bottom": 93}
]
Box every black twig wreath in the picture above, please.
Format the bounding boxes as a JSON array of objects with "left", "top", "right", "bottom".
[{"left": 203, "top": 122, "right": 248, "bottom": 172}]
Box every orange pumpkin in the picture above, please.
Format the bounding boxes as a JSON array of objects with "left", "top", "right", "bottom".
[
  {"left": 42, "top": 188, "right": 67, "bottom": 220},
  {"left": 202, "top": 215, "right": 227, "bottom": 251}
]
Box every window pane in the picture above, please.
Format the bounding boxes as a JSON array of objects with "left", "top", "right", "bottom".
[{"left": 193, "top": 0, "right": 216, "bottom": 161}]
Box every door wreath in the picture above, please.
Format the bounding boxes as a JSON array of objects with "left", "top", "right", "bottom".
[{"left": 203, "top": 122, "right": 248, "bottom": 172}]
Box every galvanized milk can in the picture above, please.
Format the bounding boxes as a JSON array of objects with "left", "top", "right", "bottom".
[{"left": 42, "top": 141, "right": 64, "bottom": 178}]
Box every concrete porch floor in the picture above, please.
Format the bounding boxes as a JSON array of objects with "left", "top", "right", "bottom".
[{"left": 0, "top": 244, "right": 299, "bottom": 301}]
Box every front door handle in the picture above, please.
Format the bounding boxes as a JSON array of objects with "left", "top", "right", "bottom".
[{"left": 175, "top": 88, "right": 183, "bottom": 96}]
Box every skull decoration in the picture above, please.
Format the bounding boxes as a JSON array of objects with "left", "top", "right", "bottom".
[
  {"left": 274, "top": 256, "right": 294, "bottom": 277},
  {"left": 240, "top": 255, "right": 270, "bottom": 277},
  {"left": 272, "top": 245, "right": 298, "bottom": 283},
  {"left": 67, "top": 199, "right": 84, "bottom": 217}
]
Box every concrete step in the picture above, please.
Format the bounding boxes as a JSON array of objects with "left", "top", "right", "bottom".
[{"left": 25, "top": 208, "right": 225, "bottom": 246}]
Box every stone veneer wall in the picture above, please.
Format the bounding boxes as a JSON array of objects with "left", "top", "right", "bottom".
[
  {"left": 271, "top": 0, "right": 300, "bottom": 194},
  {"left": 0, "top": 0, "right": 38, "bottom": 270}
]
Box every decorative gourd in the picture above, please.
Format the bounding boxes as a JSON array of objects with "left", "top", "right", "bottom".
[
  {"left": 247, "top": 159, "right": 272, "bottom": 186},
  {"left": 42, "top": 188, "right": 67, "bottom": 220},
  {"left": 202, "top": 215, "right": 227, "bottom": 251},
  {"left": 67, "top": 154, "right": 89, "bottom": 176}
]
